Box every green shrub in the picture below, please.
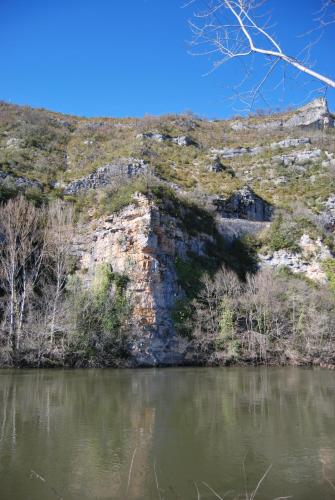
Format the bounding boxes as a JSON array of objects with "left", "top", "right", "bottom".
[
  {"left": 322, "top": 258, "right": 335, "bottom": 293},
  {"left": 101, "top": 177, "right": 148, "bottom": 214},
  {"left": 66, "top": 265, "right": 131, "bottom": 365},
  {"left": 265, "top": 214, "right": 301, "bottom": 252},
  {"left": 219, "top": 298, "right": 234, "bottom": 340},
  {"left": 71, "top": 176, "right": 149, "bottom": 218},
  {"left": 175, "top": 257, "right": 203, "bottom": 298},
  {"left": 0, "top": 183, "right": 18, "bottom": 202},
  {"left": 171, "top": 299, "right": 194, "bottom": 338}
]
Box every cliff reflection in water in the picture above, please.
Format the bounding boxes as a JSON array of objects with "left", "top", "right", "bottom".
[{"left": 0, "top": 368, "right": 335, "bottom": 499}]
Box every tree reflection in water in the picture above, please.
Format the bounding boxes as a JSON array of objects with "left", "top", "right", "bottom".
[{"left": 0, "top": 368, "right": 334, "bottom": 499}]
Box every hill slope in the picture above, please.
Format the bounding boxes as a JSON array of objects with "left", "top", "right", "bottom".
[{"left": 0, "top": 98, "right": 335, "bottom": 367}]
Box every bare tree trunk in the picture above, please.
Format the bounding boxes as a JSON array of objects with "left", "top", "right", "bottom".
[
  {"left": 8, "top": 265, "right": 15, "bottom": 352},
  {"left": 50, "top": 269, "right": 62, "bottom": 347},
  {"left": 17, "top": 266, "right": 27, "bottom": 352}
]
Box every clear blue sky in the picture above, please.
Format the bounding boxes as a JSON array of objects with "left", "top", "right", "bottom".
[{"left": 1, "top": 0, "right": 334, "bottom": 118}]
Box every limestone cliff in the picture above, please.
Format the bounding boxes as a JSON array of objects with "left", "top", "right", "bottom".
[{"left": 73, "top": 193, "right": 216, "bottom": 365}]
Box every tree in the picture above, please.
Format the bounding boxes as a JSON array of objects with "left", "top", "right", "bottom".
[
  {"left": 188, "top": 0, "right": 335, "bottom": 108},
  {"left": 0, "top": 197, "right": 45, "bottom": 354},
  {"left": 46, "top": 200, "right": 74, "bottom": 346}
]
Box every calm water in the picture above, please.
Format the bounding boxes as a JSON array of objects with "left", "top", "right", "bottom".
[{"left": 0, "top": 368, "right": 335, "bottom": 500}]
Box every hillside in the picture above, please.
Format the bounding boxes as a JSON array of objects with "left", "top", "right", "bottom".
[{"left": 0, "top": 98, "right": 335, "bottom": 367}]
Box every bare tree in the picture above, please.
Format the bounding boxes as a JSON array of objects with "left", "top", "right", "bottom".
[
  {"left": 0, "top": 197, "right": 44, "bottom": 354},
  {"left": 316, "top": 0, "right": 335, "bottom": 27},
  {"left": 46, "top": 200, "right": 74, "bottom": 347},
  {"left": 188, "top": 0, "right": 335, "bottom": 107}
]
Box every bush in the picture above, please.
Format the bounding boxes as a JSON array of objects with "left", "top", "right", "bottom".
[
  {"left": 70, "top": 176, "right": 149, "bottom": 219},
  {"left": 263, "top": 211, "right": 331, "bottom": 257},
  {"left": 265, "top": 214, "right": 301, "bottom": 252},
  {"left": 322, "top": 258, "right": 335, "bottom": 293},
  {"left": 191, "top": 267, "right": 335, "bottom": 365},
  {"left": 66, "top": 264, "right": 131, "bottom": 366}
]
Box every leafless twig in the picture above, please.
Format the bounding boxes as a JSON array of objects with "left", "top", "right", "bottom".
[{"left": 188, "top": 0, "right": 335, "bottom": 109}]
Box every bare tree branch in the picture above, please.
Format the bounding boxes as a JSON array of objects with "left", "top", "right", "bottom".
[{"left": 188, "top": 0, "right": 335, "bottom": 108}]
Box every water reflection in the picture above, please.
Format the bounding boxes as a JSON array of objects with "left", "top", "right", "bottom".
[{"left": 0, "top": 368, "right": 334, "bottom": 499}]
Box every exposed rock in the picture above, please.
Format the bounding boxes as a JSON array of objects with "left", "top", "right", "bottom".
[
  {"left": 171, "top": 135, "right": 197, "bottom": 147},
  {"left": 56, "top": 119, "right": 74, "bottom": 128},
  {"left": 231, "top": 119, "right": 282, "bottom": 132},
  {"left": 271, "top": 149, "right": 322, "bottom": 167},
  {"left": 286, "top": 98, "right": 333, "bottom": 128},
  {"left": 74, "top": 193, "right": 212, "bottom": 366},
  {"left": 63, "top": 158, "right": 146, "bottom": 195},
  {"left": 217, "top": 218, "right": 269, "bottom": 242},
  {"left": 137, "top": 132, "right": 198, "bottom": 147},
  {"left": 72, "top": 186, "right": 275, "bottom": 365},
  {"left": 211, "top": 137, "right": 310, "bottom": 158},
  {"left": 230, "top": 98, "right": 334, "bottom": 131},
  {"left": 260, "top": 234, "right": 332, "bottom": 283},
  {"left": 136, "top": 132, "right": 171, "bottom": 142},
  {"left": 77, "top": 121, "right": 109, "bottom": 130},
  {"left": 0, "top": 171, "right": 43, "bottom": 191},
  {"left": 207, "top": 156, "right": 225, "bottom": 172},
  {"left": 214, "top": 186, "right": 272, "bottom": 222},
  {"left": 5, "top": 137, "right": 21, "bottom": 149},
  {"left": 272, "top": 176, "right": 288, "bottom": 186},
  {"left": 211, "top": 146, "right": 251, "bottom": 158},
  {"left": 271, "top": 137, "right": 311, "bottom": 148},
  {"left": 319, "top": 195, "right": 335, "bottom": 231}
]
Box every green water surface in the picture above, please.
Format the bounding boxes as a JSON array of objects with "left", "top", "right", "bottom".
[{"left": 0, "top": 367, "right": 334, "bottom": 499}]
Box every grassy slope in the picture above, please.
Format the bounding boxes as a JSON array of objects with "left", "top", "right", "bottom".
[{"left": 0, "top": 100, "right": 334, "bottom": 213}]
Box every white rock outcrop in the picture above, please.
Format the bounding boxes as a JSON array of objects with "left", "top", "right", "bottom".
[
  {"left": 260, "top": 234, "right": 332, "bottom": 283},
  {"left": 230, "top": 98, "right": 334, "bottom": 131}
]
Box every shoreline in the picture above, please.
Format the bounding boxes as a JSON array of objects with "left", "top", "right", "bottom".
[{"left": 1, "top": 359, "right": 334, "bottom": 369}]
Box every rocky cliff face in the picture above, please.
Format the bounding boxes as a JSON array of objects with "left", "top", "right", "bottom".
[
  {"left": 214, "top": 186, "right": 272, "bottom": 222},
  {"left": 70, "top": 185, "right": 275, "bottom": 365},
  {"left": 73, "top": 194, "right": 214, "bottom": 365}
]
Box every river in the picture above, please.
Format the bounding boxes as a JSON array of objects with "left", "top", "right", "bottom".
[{"left": 0, "top": 367, "right": 334, "bottom": 499}]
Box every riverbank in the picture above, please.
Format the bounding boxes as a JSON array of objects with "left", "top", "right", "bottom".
[{"left": 1, "top": 350, "right": 335, "bottom": 369}]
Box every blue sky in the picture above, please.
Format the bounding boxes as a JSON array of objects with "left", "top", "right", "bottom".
[{"left": 1, "top": 0, "right": 334, "bottom": 118}]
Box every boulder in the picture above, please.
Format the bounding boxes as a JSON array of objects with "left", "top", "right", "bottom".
[
  {"left": 171, "top": 135, "right": 198, "bottom": 147},
  {"left": 136, "top": 132, "right": 171, "bottom": 142}
]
